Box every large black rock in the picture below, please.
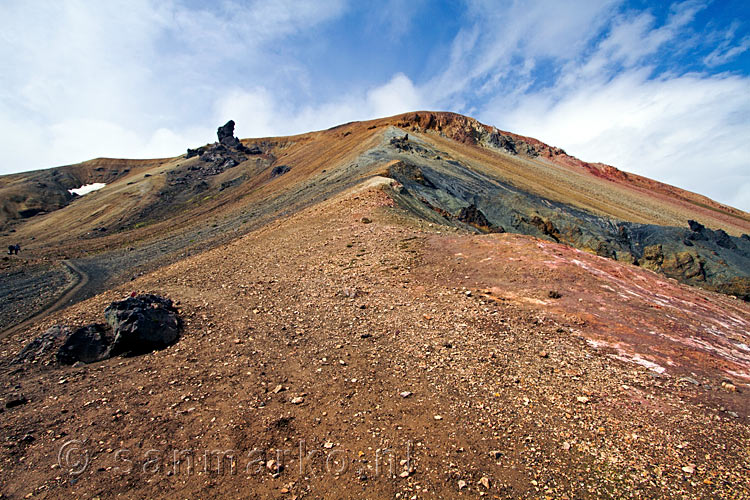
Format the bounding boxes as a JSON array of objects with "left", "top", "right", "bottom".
[
  {"left": 105, "top": 294, "right": 181, "bottom": 356},
  {"left": 56, "top": 324, "right": 112, "bottom": 365}
]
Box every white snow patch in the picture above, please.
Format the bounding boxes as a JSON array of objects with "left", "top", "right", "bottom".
[{"left": 69, "top": 183, "right": 106, "bottom": 196}]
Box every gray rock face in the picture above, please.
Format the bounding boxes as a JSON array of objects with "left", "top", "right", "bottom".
[
  {"left": 105, "top": 294, "right": 181, "bottom": 356},
  {"left": 386, "top": 151, "right": 750, "bottom": 300}
]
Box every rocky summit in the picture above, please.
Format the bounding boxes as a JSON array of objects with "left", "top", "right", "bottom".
[{"left": 0, "top": 111, "right": 749, "bottom": 499}]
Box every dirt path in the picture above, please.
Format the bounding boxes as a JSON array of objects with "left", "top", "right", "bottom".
[{"left": 0, "top": 260, "right": 88, "bottom": 341}]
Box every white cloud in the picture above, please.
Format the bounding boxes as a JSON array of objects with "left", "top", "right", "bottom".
[
  {"left": 433, "top": 0, "right": 750, "bottom": 211},
  {"left": 426, "top": 0, "right": 621, "bottom": 103},
  {"left": 0, "top": 0, "right": 347, "bottom": 173},
  {"left": 213, "top": 73, "right": 424, "bottom": 140},
  {"left": 495, "top": 71, "right": 750, "bottom": 208},
  {"left": 366, "top": 73, "right": 424, "bottom": 118}
]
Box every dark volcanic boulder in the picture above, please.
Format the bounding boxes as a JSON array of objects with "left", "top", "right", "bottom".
[
  {"left": 56, "top": 324, "right": 112, "bottom": 365},
  {"left": 217, "top": 120, "right": 237, "bottom": 146},
  {"left": 687, "top": 220, "right": 705, "bottom": 232},
  {"left": 217, "top": 120, "right": 250, "bottom": 153},
  {"left": 271, "top": 165, "right": 291, "bottom": 177},
  {"left": 105, "top": 294, "right": 181, "bottom": 356},
  {"left": 713, "top": 229, "right": 737, "bottom": 250}
]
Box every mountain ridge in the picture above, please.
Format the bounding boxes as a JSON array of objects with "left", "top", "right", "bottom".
[{"left": 1, "top": 111, "right": 749, "bottom": 499}]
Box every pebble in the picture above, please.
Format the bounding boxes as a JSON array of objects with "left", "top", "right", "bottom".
[
  {"left": 721, "top": 382, "right": 736, "bottom": 392},
  {"left": 400, "top": 391, "right": 413, "bottom": 398},
  {"left": 433, "top": 415, "right": 443, "bottom": 420},
  {"left": 458, "top": 480, "right": 467, "bottom": 490},
  {"left": 576, "top": 396, "right": 589, "bottom": 404},
  {"left": 290, "top": 396, "right": 304, "bottom": 404}
]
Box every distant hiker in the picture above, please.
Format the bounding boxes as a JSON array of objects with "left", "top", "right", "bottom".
[
  {"left": 14, "top": 244, "right": 20, "bottom": 255},
  {"left": 7, "top": 245, "right": 13, "bottom": 255}
]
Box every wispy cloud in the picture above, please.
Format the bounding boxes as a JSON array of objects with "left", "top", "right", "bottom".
[
  {"left": 423, "top": 0, "right": 750, "bottom": 210},
  {"left": 0, "top": 0, "right": 347, "bottom": 168}
]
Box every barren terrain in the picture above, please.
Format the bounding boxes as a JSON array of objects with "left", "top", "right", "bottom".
[{"left": 1, "top": 112, "right": 749, "bottom": 499}]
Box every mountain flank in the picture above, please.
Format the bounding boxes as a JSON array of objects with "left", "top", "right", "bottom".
[{"left": 0, "top": 112, "right": 748, "bottom": 499}]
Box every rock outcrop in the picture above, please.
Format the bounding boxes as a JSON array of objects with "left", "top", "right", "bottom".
[
  {"left": 57, "top": 324, "right": 112, "bottom": 365},
  {"left": 457, "top": 204, "right": 504, "bottom": 233},
  {"left": 271, "top": 165, "right": 291, "bottom": 178},
  {"left": 105, "top": 294, "right": 181, "bottom": 356},
  {"left": 184, "top": 120, "right": 255, "bottom": 176},
  {"left": 14, "top": 295, "right": 182, "bottom": 366},
  {"left": 217, "top": 120, "right": 251, "bottom": 153}
]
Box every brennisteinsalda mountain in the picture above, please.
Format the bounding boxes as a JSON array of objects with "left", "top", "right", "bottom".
[{"left": 1, "top": 112, "right": 749, "bottom": 499}]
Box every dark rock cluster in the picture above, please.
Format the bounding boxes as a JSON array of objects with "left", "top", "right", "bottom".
[
  {"left": 13, "top": 294, "right": 182, "bottom": 366},
  {"left": 271, "top": 165, "right": 291, "bottom": 178},
  {"left": 457, "top": 204, "right": 504, "bottom": 233},
  {"left": 390, "top": 134, "right": 411, "bottom": 151},
  {"left": 185, "top": 120, "right": 261, "bottom": 176}
]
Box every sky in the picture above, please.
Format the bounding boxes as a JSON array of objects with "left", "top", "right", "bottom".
[{"left": 1, "top": 1, "right": 749, "bottom": 211}]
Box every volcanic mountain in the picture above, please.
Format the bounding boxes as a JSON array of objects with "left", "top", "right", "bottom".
[{"left": 1, "top": 112, "right": 749, "bottom": 499}]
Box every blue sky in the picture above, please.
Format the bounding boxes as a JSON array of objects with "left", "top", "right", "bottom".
[{"left": 1, "top": 0, "right": 749, "bottom": 210}]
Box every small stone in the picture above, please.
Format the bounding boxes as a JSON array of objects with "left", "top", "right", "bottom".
[
  {"left": 576, "top": 396, "right": 589, "bottom": 404},
  {"left": 721, "top": 382, "right": 737, "bottom": 392},
  {"left": 678, "top": 377, "right": 700, "bottom": 386},
  {"left": 458, "top": 480, "right": 467, "bottom": 490},
  {"left": 433, "top": 415, "right": 443, "bottom": 420},
  {"left": 290, "top": 396, "right": 304, "bottom": 404},
  {"left": 400, "top": 391, "right": 413, "bottom": 398},
  {"left": 479, "top": 476, "right": 490, "bottom": 489},
  {"left": 323, "top": 441, "right": 334, "bottom": 449},
  {"left": 562, "top": 441, "right": 571, "bottom": 451},
  {"left": 5, "top": 395, "right": 28, "bottom": 409},
  {"left": 489, "top": 450, "right": 502, "bottom": 459},
  {"left": 399, "top": 470, "right": 410, "bottom": 478},
  {"left": 272, "top": 384, "right": 284, "bottom": 394},
  {"left": 682, "top": 465, "right": 695, "bottom": 474},
  {"left": 538, "top": 351, "right": 549, "bottom": 358}
]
